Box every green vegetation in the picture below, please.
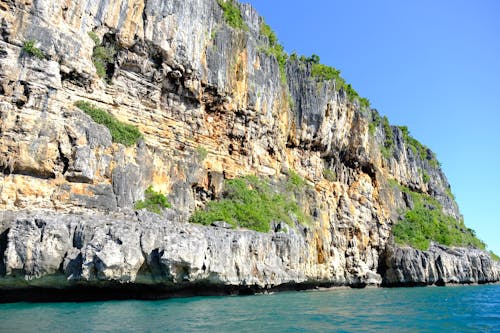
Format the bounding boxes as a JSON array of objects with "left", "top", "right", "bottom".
[
  {"left": 397, "top": 126, "right": 440, "bottom": 168},
  {"left": 387, "top": 178, "right": 401, "bottom": 190},
  {"left": 392, "top": 185, "right": 485, "bottom": 251},
  {"left": 286, "top": 169, "right": 308, "bottom": 191},
  {"left": 382, "top": 116, "right": 393, "bottom": 148},
  {"left": 368, "top": 110, "right": 382, "bottom": 136},
  {"left": 359, "top": 97, "right": 371, "bottom": 110},
  {"left": 311, "top": 62, "right": 344, "bottom": 84},
  {"left": 88, "top": 31, "right": 100, "bottom": 45},
  {"left": 22, "top": 40, "right": 45, "bottom": 59},
  {"left": 74, "top": 101, "right": 143, "bottom": 146},
  {"left": 308, "top": 54, "right": 370, "bottom": 109},
  {"left": 445, "top": 187, "right": 455, "bottom": 200},
  {"left": 210, "top": 28, "right": 218, "bottom": 40},
  {"left": 323, "top": 169, "right": 337, "bottom": 182},
  {"left": 380, "top": 116, "right": 394, "bottom": 158},
  {"left": 490, "top": 251, "right": 499, "bottom": 261},
  {"left": 196, "top": 146, "right": 208, "bottom": 160},
  {"left": 217, "top": 0, "right": 248, "bottom": 30},
  {"left": 88, "top": 32, "right": 116, "bottom": 82},
  {"left": 189, "top": 175, "right": 310, "bottom": 233},
  {"left": 134, "top": 186, "right": 171, "bottom": 214},
  {"left": 288, "top": 94, "right": 295, "bottom": 109},
  {"left": 421, "top": 169, "right": 430, "bottom": 183},
  {"left": 259, "top": 20, "right": 288, "bottom": 84}
]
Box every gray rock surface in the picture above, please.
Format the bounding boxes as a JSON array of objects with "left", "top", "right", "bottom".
[
  {"left": 0, "top": 210, "right": 347, "bottom": 290},
  {"left": 0, "top": 0, "right": 497, "bottom": 300},
  {"left": 382, "top": 243, "right": 500, "bottom": 286}
]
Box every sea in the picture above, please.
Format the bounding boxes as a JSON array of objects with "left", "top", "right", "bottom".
[{"left": 0, "top": 284, "right": 498, "bottom": 332}]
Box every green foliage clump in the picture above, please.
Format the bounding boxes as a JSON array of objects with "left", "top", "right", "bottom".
[
  {"left": 189, "top": 175, "right": 310, "bottom": 233},
  {"left": 490, "top": 251, "right": 499, "bottom": 261},
  {"left": 22, "top": 40, "right": 45, "bottom": 59},
  {"left": 74, "top": 101, "right": 143, "bottom": 146},
  {"left": 311, "top": 63, "right": 345, "bottom": 88},
  {"left": 397, "top": 126, "right": 440, "bottom": 169},
  {"left": 359, "top": 97, "right": 371, "bottom": 110},
  {"left": 380, "top": 116, "right": 394, "bottom": 158},
  {"left": 421, "top": 169, "right": 430, "bottom": 183},
  {"left": 445, "top": 187, "right": 455, "bottom": 200},
  {"left": 392, "top": 186, "right": 486, "bottom": 251},
  {"left": 88, "top": 31, "right": 100, "bottom": 45},
  {"left": 134, "top": 186, "right": 171, "bottom": 214},
  {"left": 259, "top": 21, "right": 288, "bottom": 84},
  {"left": 196, "top": 146, "right": 208, "bottom": 160},
  {"left": 323, "top": 169, "right": 337, "bottom": 182},
  {"left": 286, "top": 170, "right": 308, "bottom": 190},
  {"left": 217, "top": 0, "right": 248, "bottom": 30},
  {"left": 382, "top": 116, "right": 393, "bottom": 147},
  {"left": 88, "top": 32, "right": 116, "bottom": 82},
  {"left": 368, "top": 110, "right": 382, "bottom": 136},
  {"left": 309, "top": 55, "right": 370, "bottom": 109}
]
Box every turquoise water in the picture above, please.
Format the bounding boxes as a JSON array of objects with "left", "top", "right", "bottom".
[{"left": 0, "top": 285, "right": 499, "bottom": 332}]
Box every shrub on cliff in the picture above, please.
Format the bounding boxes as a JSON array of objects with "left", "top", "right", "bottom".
[
  {"left": 22, "top": 40, "right": 45, "bottom": 59},
  {"left": 74, "top": 101, "right": 143, "bottom": 146},
  {"left": 217, "top": 0, "right": 247, "bottom": 30},
  {"left": 309, "top": 55, "right": 370, "bottom": 109},
  {"left": 397, "top": 126, "right": 440, "bottom": 167},
  {"left": 392, "top": 185, "right": 485, "bottom": 250},
  {"left": 135, "top": 186, "right": 171, "bottom": 214},
  {"left": 88, "top": 32, "right": 116, "bottom": 82},
  {"left": 190, "top": 175, "right": 309, "bottom": 232},
  {"left": 259, "top": 20, "right": 288, "bottom": 84}
]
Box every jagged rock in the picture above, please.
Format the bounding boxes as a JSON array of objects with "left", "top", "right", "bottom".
[
  {"left": 0, "top": 210, "right": 359, "bottom": 288},
  {"left": 381, "top": 243, "right": 500, "bottom": 286},
  {"left": 0, "top": 0, "right": 496, "bottom": 300}
]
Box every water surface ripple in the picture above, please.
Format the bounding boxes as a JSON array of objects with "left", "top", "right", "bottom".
[{"left": 0, "top": 284, "right": 498, "bottom": 332}]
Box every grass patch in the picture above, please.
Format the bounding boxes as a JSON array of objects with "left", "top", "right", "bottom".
[
  {"left": 323, "top": 169, "right": 337, "bottom": 182},
  {"left": 89, "top": 32, "right": 116, "bottom": 82},
  {"left": 196, "top": 146, "right": 208, "bottom": 160},
  {"left": 134, "top": 186, "right": 171, "bottom": 214},
  {"left": 392, "top": 186, "right": 485, "bottom": 251},
  {"left": 421, "top": 169, "right": 430, "bottom": 183},
  {"left": 286, "top": 170, "right": 308, "bottom": 191},
  {"left": 217, "top": 0, "right": 247, "bottom": 30},
  {"left": 22, "top": 40, "right": 45, "bottom": 59},
  {"left": 490, "top": 251, "right": 499, "bottom": 261},
  {"left": 189, "top": 175, "right": 310, "bottom": 233},
  {"left": 74, "top": 101, "right": 143, "bottom": 146}
]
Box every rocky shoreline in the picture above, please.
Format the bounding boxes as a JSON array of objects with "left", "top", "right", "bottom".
[
  {"left": 0, "top": 0, "right": 498, "bottom": 303},
  {"left": 1, "top": 211, "right": 497, "bottom": 302}
]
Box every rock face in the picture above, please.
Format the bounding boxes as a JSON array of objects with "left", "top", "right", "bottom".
[
  {"left": 0, "top": 0, "right": 497, "bottom": 300},
  {"left": 381, "top": 244, "right": 500, "bottom": 286}
]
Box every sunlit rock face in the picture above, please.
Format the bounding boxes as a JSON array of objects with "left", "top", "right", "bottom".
[{"left": 0, "top": 0, "right": 496, "bottom": 298}]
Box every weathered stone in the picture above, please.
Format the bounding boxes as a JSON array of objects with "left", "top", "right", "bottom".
[
  {"left": 381, "top": 243, "right": 499, "bottom": 286},
  {"left": 0, "top": 0, "right": 496, "bottom": 300}
]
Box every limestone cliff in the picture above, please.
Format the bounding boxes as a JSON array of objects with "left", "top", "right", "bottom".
[{"left": 0, "top": 0, "right": 497, "bottom": 300}]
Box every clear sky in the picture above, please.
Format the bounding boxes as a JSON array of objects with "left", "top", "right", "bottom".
[{"left": 246, "top": 0, "right": 500, "bottom": 254}]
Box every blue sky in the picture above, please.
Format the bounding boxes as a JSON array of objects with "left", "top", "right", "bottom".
[{"left": 246, "top": 0, "right": 500, "bottom": 254}]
